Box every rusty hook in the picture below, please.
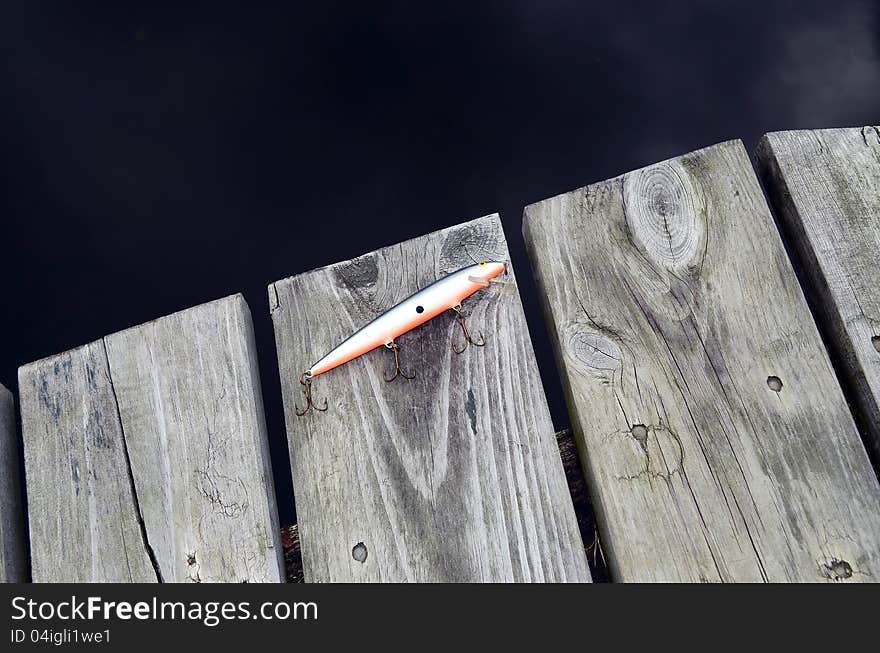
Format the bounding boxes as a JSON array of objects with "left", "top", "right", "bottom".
[
  {"left": 451, "top": 305, "right": 485, "bottom": 354},
  {"left": 586, "top": 525, "right": 606, "bottom": 569},
  {"left": 295, "top": 371, "right": 328, "bottom": 416},
  {"left": 384, "top": 340, "right": 415, "bottom": 382}
]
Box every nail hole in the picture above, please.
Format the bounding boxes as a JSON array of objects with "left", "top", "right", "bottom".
[
  {"left": 630, "top": 424, "right": 649, "bottom": 445},
  {"left": 767, "top": 376, "right": 783, "bottom": 392},
  {"left": 872, "top": 335, "right": 880, "bottom": 353},
  {"left": 822, "top": 558, "right": 853, "bottom": 581},
  {"left": 352, "top": 542, "right": 368, "bottom": 563},
  {"left": 186, "top": 552, "right": 197, "bottom": 566}
]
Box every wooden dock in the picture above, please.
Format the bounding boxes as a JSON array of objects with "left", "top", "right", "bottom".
[
  {"left": 18, "top": 295, "right": 283, "bottom": 582},
  {"left": 269, "top": 214, "right": 590, "bottom": 582},
  {"left": 523, "top": 139, "right": 880, "bottom": 582},
  {"left": 3, "top": 126, "right": 880, "bottom": 583},
  {"left": 757, "top": 128, "right": 880, "bottom": 466}
]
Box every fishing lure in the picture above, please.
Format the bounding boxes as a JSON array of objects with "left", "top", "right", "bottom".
[{"left": 296, "top": 260, "right": 507, "bottom": 415}]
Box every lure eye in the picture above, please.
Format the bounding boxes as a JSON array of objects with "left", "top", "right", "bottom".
[
  {"left": 416, "top": 305, "right": 424, "bottom": 313},
  {"left": 479, "top": 262, "right": 487, "bottom": 266}
]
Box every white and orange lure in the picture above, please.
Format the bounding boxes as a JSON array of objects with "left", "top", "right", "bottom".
[{"left": 296, "top": 260, "right": 507, "bottom": 415}]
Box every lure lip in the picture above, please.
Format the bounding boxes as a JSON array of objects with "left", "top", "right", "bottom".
[
  {"left": 467, "top": 261, "right": 506, "bottom": 287},
  {"left": 472, "top": 260, "right": 507, "bottom": 282}
]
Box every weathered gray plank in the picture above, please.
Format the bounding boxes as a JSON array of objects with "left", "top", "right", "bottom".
[
  {"left": 757, "top": 127, "right": 880, "bottom": 464},
  {"left": 20, "top": 342, "right": 157, "bottom": 582},
  {"left": 270, "top": 213, "right": 590, "bottom": 582},
  {"left": 1, "top": 383, "right": 27, "bottom": 582},
  {"left": 20, "top": 294, "right": 283, "bottom": 582},
  {"left": 279, "top": 428, "right": 602, "bottom": 584},
  {"left": 523, "top": 140, "right": 880, "bottom": 582}
]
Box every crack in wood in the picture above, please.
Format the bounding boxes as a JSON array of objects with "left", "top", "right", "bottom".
[{"left": 102, "top": 338, "right": 163, "bottom": 583}]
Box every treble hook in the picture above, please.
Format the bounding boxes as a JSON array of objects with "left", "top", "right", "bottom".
[
  {"left": 451, "top": 304, "right": 485, "bottom": 354},
  {"left": 384, "top": 340, "right": 415, "bottom": 382},
  {"left": 295, "top": 371, "right": 328, "bottom": 416},
  {"left": 586, "top": 525, "right": 606, "bottom": 569}
]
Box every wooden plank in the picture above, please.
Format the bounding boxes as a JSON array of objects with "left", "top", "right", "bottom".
[
  {"left": 279, "top": 428, "right": 605, "bottom": 584},
  {"left": 757, "top": 127, "right": 880, "bottom": 465},
  {"left": 270, "top": 213, "right": 591, "bottom": 582},
  {"left": 523, "top": 139, "right": 880, "bottom": 582},
  {"left": 19, "top": 294, "right": 283, "bottom": 582},
  {"left": 1, "top": 383, "right": 27, "bottom": 582},
  {"left": 20, "top": 341, "right": 157, "bottom": 582}
]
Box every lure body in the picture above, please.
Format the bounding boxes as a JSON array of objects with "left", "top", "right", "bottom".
[{"left": 307, "top": 261, "right": 506, "bottom": 378}]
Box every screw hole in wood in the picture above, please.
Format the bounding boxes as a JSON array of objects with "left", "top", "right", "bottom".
[
  {"left": 767, "top": 376, "right": 783, "bottom": 393},
  {"left": 352, "top": 542, "right": 368, "bottom": 563}
]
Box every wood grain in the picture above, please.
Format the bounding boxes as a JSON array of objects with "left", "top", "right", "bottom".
[
  {"left": 757, "top": 127, "right": 880, "bottom": 465},
  {"left": 1, "top": 383, "right": 27, "bottom": 582},
  {"left": 523, "top": 140, "right": 880, "bottom": 582},
  {"left": 19, "top": 294, "right": 283, "bottom": 582},
  {"left": 280, "top": 429, "right": 603, "bottom": 583},
  {"left": 270, "top": 213, "right": 590, "bottom": 582},
  {"left": 20, "top": 341, "right": 157, "bottom": 582}
]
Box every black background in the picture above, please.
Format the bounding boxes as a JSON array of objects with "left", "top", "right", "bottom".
[{"left": 3, "top": 2, "right": 879, "bottom": 526}]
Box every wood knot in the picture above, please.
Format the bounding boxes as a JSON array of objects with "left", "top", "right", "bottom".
[
  {"left": 335, "top": 255, "right": 379, "bottom": 289},
  {"left": 439, "top": 220, "right": 504, "bottom": 272},
  {"left": 622, "top": 162, "right": 707, "bottom": 273},
  {"left": 570, "top": 332, "right": 622, "bottom": 372},
  {"left": 563, "top": 324, "right": 624, "bottom": 385}
]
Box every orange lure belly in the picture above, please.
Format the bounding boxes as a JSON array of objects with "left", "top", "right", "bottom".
[{"left": 307, "top": 262, "right": 505, "bottom": 378}]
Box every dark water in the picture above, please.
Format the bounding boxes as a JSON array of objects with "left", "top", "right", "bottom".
[{"left": 2, "top": 2, "right": 878, "bottom": 530}]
